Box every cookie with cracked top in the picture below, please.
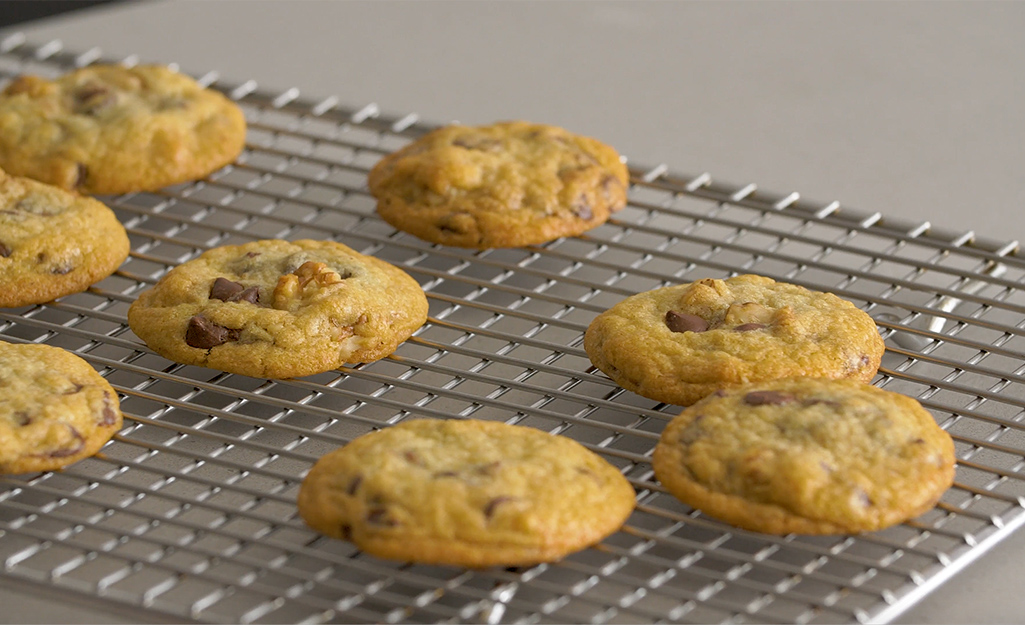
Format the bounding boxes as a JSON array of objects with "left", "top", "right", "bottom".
[
  {"left": 0, "top": 64, "right": 246, "bottom": 194},
  {"left": 0, "top": 340, "right": 123, "bottom": 474},
  {"left": 127, "top": 239, "right": 429, "bottom": 379},
  {"left": 0, "top": 168, "right": 130, "bottom": 308},
  {"left": 583, "top": 274, "right": 885, "bottom": 406},
  {"left": 298, "top": 418, "right": 636, "bottom": 567},
  {"left": 367, "top": 121, "right": 629, "bottom": 248},
  {"left": 652, "top": 377, "right": 955, "bottom": 534}
]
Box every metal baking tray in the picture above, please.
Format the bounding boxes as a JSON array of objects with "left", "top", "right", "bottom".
[{"left": 2, "top": 34, "right": 1024, "bottom": 624}]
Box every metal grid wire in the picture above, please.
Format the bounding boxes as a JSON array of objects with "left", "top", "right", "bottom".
[{"left": 2, "top": 35, "right": 1025, "bottom": 624}]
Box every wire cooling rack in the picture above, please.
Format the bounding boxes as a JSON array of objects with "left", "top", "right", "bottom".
[{"left": 2, "top": 35, "right": 1025, "bottom": 625}]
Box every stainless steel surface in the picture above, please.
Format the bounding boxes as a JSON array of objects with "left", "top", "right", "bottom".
[{"left": 2, "top": 37, "right": 1025, "bottom": 624}]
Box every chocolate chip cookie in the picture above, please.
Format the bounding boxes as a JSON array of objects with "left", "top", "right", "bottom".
[
  {"left": 584, "top": 274, "right": 885, "bottom": 406},
  {"left": 0, "top": 168, "right": 130, "bottom": 308},
  {"left": 367, "top": 121, "right": 629, "bottom": 248},
  {"left": 652, "top": 378, "right": 956, "bottom": 534},
  {"left": 0, "top": 340, "right": 123, "bottom": 474},
  {"left": 127, "top": 239, "right": 429, "bottom": 379},
  {"left": 298, "top": 418, "right": 636, "bottom": 567},
  {"left": 0, "top": 64, "right": 246, "bottom": 194}
]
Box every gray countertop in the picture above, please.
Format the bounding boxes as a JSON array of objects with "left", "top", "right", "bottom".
[{"left": 1, "top": 1, "right": 1023, "bottom": 622}]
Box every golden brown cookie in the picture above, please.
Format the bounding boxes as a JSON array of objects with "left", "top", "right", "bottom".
[
  {"left": 0, "top": 168, "right": 130, "bottom": 308},
  {"left": 127, "top": 239, "right": 429, "bottom": 379},
  {"left": 0, "top": 64, "right": 246, "bottom": 194},
  {"left": 584, "top": 274, "right": 885, "bottom": 406},
  {"left": 368, "top": 121, "right": 629, "bottom": 248},
  {"left": 298, "top": 418, "right": 636, "bottom": 567},
  {"left": 652, "top": 378, "right": 955, "bottom": 534},
  {"left": 0, "top": 340, "right": 123, "bottom": 474}
]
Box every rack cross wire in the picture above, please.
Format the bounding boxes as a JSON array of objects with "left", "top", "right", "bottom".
[{"left": 1, "top": 35, "right": 1024, "bottom": 624}]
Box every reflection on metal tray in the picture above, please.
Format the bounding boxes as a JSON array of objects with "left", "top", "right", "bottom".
[{"left": 1, "top": 34, "right": 1025, "bottom": 624}]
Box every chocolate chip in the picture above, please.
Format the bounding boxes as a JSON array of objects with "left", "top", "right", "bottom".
[
  {"left": 340, "top": 524, "right": 353, "bottom": 540},
  {"left": 573, "top": 196, "right": 593, "bottom": 220},
  {"left": 74, "top": 163, "right": 88, "bottom": 189},
  {"left": 600, "top": 174, "right": 622, "bottom": 201},
  {"left": 912, "top": 438, "right": 926, "bottom": 445},
  {"left": 474, "top": 461, "right": 501, "bottom": 476},
  {"left": 210, "top": 277, "right": 245, "bottom": 300},
  {"left": 50, "top": 263, "right": 73, "bottom": 275},
  {"left": 74, "top": 83, "right": 117, "bottom": 115},
  {"left": 803, "top": 398, "right": 842, "bottom": 409},
  {"left": 14, "top": 411, "right": 31, "bottom": 427},
  {"left": 734, "top": 323, "right": 768, "bottom": 332},
  {"left": 0, "top": 242, "right": 10, "bottom": 258},
  {"left": 41, "top": 425, "right": 85, "bottom": 458},
  {"left": 484, "top": 496, "right": 515, "bottom": 519},
  {"left": 366, "top": 507, "right": 397, "bottom": 527},
  {"left": 209, "top": 278, "right": 260, "bottom": 304},
  {"left": 665, "top": 310, "right": 709, "bottom": 333},
  {"left": 63, "top": 383, "right": 84, "bottom": 395},
  {"left": 100, "top": 392, "right": 118, "bottom": 427},
  {"left": 858, "top": 490, "right": 874, "bottom": 507},
  {"left": 185, "top": 316, "right": 240, "bottom": 349},
  {"left": 234, "top": 287, "right": 260, "bottom": 304},
  {"left": 245, "top": 252, "right": 261, "bottom": 258},
  {"left": 346, "top": 475, "right": 363, "bottom": 496},
  {"left": 433, "top": 470, "right": 459, "bottom": 479},
  {"left": 743, "top": 391, "right": 796, "bottom": 406},
  {"left": 403, "top": 450, "right": 424, "bottom": 466},
  {"left": 453, "top": 136, "right": 501, "bottom": 151}
]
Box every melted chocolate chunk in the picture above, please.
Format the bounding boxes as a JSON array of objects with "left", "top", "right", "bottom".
[
  {"left": 346, "top": 475, "right": 363, "bottom": 496},
  {"left": 185, "top": 316, "right": 240, "bottom": 349},
  {"left": 50, "top": 263, "right": 74, "bottom": 275},
  {"left": 210, "top": 277, "right": 244, "bottom": 300},
  {"left": 600, "top": 174, "right": 622, "bottom": 200},
  {"left": 209, "top": 278, "right": 260, "bottom": 304},
  {"left": 474, "top": 461, "right": 501, "bottom": 476},
  {"left": 100, "top": 392, "right": 119, "bottom": 426},
  {"left": 743, "top": 390, "right": 796, "bottom": 406},
  {"left": 74, "top": 83, "right": 116, "bottom": 114},
  {"left": 484, "top": 496, "right": 515, "bottom": 519},
  {"left": 366, "top": 507, "right": 398, "bottom": 527},
  {"left": 234, "top": 287, "right": 260, "bottom": 304},
  {"left": 452, "top": 136, "right": 502, "bottom": 151},
  {"left": 734, "top": 323, "right": 768, "bottom": 332},
  {"left": 41, "top": 425, "right": 85, "bottom": 458},
  {"left": 573, "top": 196, "right": 593, "bottom": 220},
  {"left": 0, "top": 242, "right": 10, "bottom": 258},
  {"left": 803, "top": 398, "right": 842, "bottom": 409},
  {"left": 63, "top": 383, "right": 85, "bottom": 395},
  {"left": 74, "top": 163, "right": 88, "bottom": 189},
  {"left": 665, "top": 310, "right": 709, "bottom": 333}
]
